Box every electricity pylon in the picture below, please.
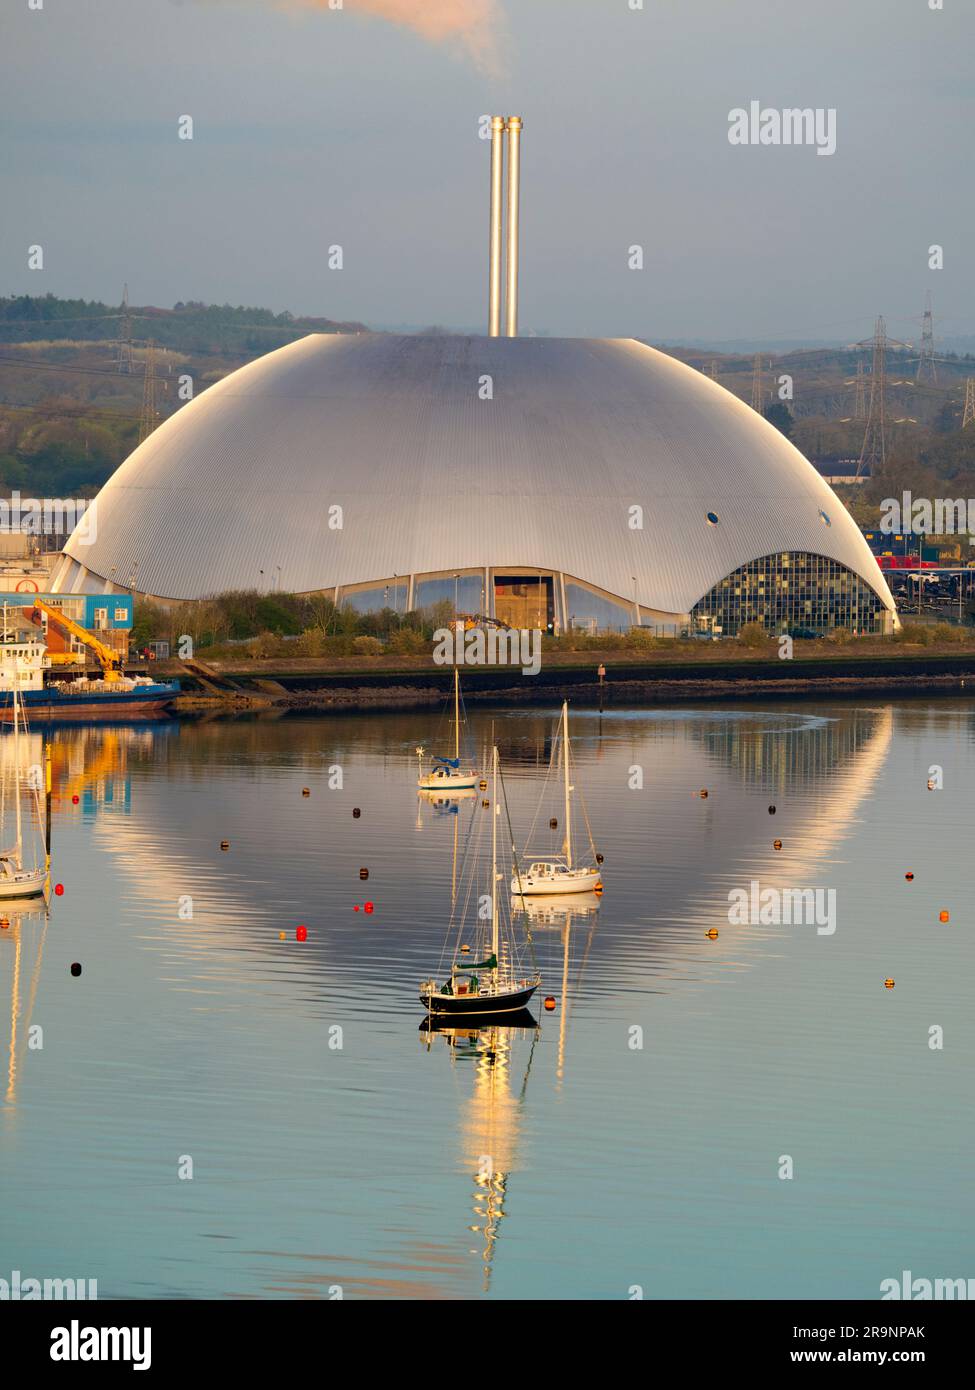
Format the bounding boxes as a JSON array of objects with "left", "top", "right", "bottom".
[
  {"left": 750, "top": 353, "right": 764, "bottom": 412},
  {"left": 116, "top": 283, "right": 133, "bottom": 374},
  {"left": 964, "top": 378, "right": 975, "bottom": 429},
  {"left": 139, "top": 340, "right": 160, "bottom": 442},
  {"left": 857, "top": 317, "right": 888, "bottom": 477},
  {"left": 915, "top": 291, "right": 937, "bottom": 385}
]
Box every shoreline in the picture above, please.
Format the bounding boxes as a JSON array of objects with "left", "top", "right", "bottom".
[{"left": 164, "top": 650, "right": 975, "bottom": 716}]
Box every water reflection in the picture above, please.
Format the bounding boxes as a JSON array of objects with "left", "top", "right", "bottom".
[
  {"left": 420, "top": 1012, "right": 540, "bottom": 1291},
  {"left": 2, "top": 700, "right": 972, "bottom": 1299},
  {"left": 1, "top": 897, "right": 50, "bottom": 1108}
]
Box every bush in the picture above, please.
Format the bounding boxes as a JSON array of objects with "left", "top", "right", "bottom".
[
  {"left": 894, "top": 622, "right": 933, "bottom": 645},
  {"left": 828, "top": 627, "right": 853, "bottom": 645},
  {"left": 387, "top": 627, "right": 427, "bottom": 655},
  {"left": 930, "top": 621, "right": 965, "bottom": 644},
  {"left": 352, "top": 634, "right": 384, "bottom": 656},
  {"left": 737, "top": 621, "right": 769, "bottom": 649}
]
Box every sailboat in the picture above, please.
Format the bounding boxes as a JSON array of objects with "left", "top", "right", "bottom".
[
  {"left": 417, "top": 668, "right": 481, "bottom": 792},
  {"left": 420, "top": 746, "right": 541, "bottom": 1015},
  {"left": 0, "top": 686, "right": 47, "bottom": 899},
  {"left": 511, "top": 700, "right": 602, "bottom": 896}
]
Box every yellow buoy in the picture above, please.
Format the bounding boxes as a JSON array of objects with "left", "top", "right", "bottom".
[
  {"left": 544, "top": 996, "right": 556, "bottom": 1011},
  {"left": 884, "top": 978, "right": 895, "bottom": 989},
  {"left": 706, "top": 928, "right": 719, "bottom": 940}
]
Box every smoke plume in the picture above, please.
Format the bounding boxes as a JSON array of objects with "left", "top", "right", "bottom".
[{"left": 295, "top": 1, "right": 505, "bottom": 75}]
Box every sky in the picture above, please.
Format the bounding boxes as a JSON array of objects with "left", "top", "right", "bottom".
[{"left": 1, "top": 0, "right": 972, "bottom": 345}]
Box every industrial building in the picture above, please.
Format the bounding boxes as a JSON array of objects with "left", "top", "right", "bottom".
[{"left": 49, "top": 119, "right": 896, "bottom": 637}]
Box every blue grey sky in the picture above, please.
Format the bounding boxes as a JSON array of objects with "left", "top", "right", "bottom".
[{"left": 1, "top": 0, "right": 971, "bottom": 344}]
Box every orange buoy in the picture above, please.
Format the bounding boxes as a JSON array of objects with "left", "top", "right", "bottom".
[
  {"left": 359, "top": 867, "right": 369, "bottom": 880},
  {"left": 279, "top": 931, "right": 286, "bottom": 940},
  {"left": 479, "top": 780, "right": 487, "bottom": 790},
  {"left": 706, "top": 928, "right": 719, "bottom": 940},
  {"left": 594, "top": 882, "right": 604, "bottom": 896},
  {"left": 220, "top": 840, "right": 229, "bottom": 850},
  {"left": 543, "top": 996, "right": 556, "bottom": 1011},
  {"left": 700, "top": 789, "right": 708, "bottom": 799},
  {"left": 773, "top": 839, "right": 782, "bottom": 851},
  {"left": 939, "top": 910, "right": 950, "bottom": 923},
  {"left": 884, "top": 978, "right": 895, "bottom": 989},
  {"left": 460, "top": 944, "right": 470, "bottom": 954},
  {"left": 302, "top": 787, "right": 310, "bottom": 797},
  {"left": 905, "top": 871, "right": 914, "bottom": 881},
  {"left": 0, "top": 917, "right": 9, "bottom": 929}
]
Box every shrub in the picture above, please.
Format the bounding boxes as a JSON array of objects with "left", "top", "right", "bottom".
[
  {"left": 931, "top": 621, "right": 964, "bottom": 644},
  {"left": 352, "top": 634, "right": 384, "bottom": 656},
  {"left": 387, "top": 627, "right": 427, "bottom": 655},
  {"left": 894, "top": 622, "right": 933, "bottom": 645},
  {"left": 737, "top": 621, "right": 769, "bottom": 649}
]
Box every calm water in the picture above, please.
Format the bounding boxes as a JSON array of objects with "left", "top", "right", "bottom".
[{"left": 0, "top": 699, "right": 972, "bottom": 1300}]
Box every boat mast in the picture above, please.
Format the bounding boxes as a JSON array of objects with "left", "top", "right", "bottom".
[
  {"left": 45, "top": 740, "right": 52, "bottom": 875},
  {"left": 562, "top": 700, "right": 571, "bottom": 868},
  {"left": 13, "top": 687, "right": 22, "bottom": 863},
  {"left": 454, "top": 667, "right": 460, "bottom": 762},
  {"left": 491, "top": 744, "right": 499, "bottom": 976}
]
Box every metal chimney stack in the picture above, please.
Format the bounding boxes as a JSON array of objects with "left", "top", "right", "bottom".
[
  {"left": 487, "top": 115, "right": 523, "bottom": 337},
  {"left": 487, "top": 116, "right": 505, "bottom": 337}
]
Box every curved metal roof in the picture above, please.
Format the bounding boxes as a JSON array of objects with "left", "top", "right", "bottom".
[{"left": 57, "top": 333, "right": 895, "bottom": 614}]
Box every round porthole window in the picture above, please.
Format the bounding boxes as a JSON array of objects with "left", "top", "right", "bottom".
[
  {"left": 819, "top": 509, "right": 831, "bottom": 526},
  {"left": 706, "top": 511, "right": 720, "bottom": 526}
]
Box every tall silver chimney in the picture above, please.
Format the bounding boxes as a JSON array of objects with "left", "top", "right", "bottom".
[
  {"left": 504, "top": 116, "right": 522, "bottom": 338},
  {"left": 487, "top": 116, "right": 505, "bottom": 337},
  {"left": 486, "top": 115, "right": 523, "bottom": 337}
]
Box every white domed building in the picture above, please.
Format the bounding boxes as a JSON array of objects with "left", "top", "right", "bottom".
[{"left": 52, "top": 331, "right": 896, "bottom": 636}]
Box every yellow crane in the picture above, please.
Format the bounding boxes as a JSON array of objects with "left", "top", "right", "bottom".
[{"left": 28, "top": 598, "right": 123, "bottom": 683}]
